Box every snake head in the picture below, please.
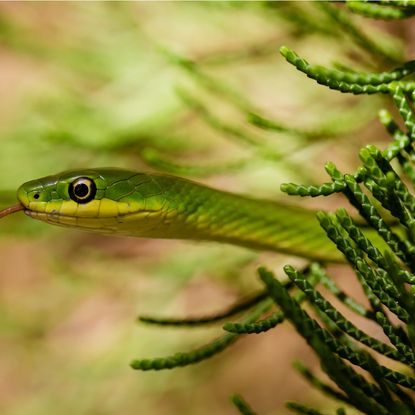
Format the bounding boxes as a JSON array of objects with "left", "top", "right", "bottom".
[{"left": 16, "top": 168, "right": 166, "bottom": 234}]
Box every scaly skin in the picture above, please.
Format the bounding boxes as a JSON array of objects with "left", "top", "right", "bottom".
[{"left": 17, "top": 168, "right": 344, "bottom": 262}]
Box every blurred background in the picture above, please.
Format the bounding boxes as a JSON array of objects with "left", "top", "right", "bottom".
[{"left": 0, "top": 3, "right": 413, "bottom": 414}]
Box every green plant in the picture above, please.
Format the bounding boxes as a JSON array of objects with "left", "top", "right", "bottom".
[{"left": 129, "top": 2, "right": 415, "bottom": 414}]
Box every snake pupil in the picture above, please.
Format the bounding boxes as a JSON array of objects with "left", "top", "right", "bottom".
[
  {"left": 33, "top": 193, "right": 40, "bottom": 199},
  {"left": 74, "top": 183, "right": 89, "bottom": 198}
]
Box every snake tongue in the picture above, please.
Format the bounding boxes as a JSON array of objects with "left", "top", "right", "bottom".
[{"left": 0, "top": 203, "right": 25, "bottom": 219}]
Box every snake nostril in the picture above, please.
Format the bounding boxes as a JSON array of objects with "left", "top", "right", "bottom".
[{"left": 33, "top": 193, "right": 40, "bottom": 200}]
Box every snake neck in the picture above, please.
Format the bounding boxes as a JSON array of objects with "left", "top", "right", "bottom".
[{"left": 155, "top": 179, "right": 343, "bottom": 262}]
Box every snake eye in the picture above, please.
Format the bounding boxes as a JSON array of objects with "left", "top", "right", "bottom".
[{"left": 69, "top": 177, "right": 96, "bottom": 204}]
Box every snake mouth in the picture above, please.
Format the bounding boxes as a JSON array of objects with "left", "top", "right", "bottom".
[
  {"left": 23, "top": 209, "right": 69, "bottom": 225},
  {"left": 23, "top": 206, "right": 164, "bottom": 237},
  {"left": 24, "top": 209, "right": 59, "bottom": 220},
  {"left": 23, "top": 208, "right": 158, "bottom": 222}
]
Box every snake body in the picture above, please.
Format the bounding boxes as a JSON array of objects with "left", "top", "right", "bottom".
[{"left": 15, "top": 168, "right": 343, "bottom": 262}]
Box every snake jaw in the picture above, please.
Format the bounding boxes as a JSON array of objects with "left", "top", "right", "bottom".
[{"left": 23, "top": 209, "right": 55, "bottom": 220}]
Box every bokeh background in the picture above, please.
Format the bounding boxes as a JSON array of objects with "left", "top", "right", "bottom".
[{"left": 0, "top": 3, "right": 413, "bottom": 415}]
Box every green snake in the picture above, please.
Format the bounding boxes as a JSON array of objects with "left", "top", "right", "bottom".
[{"left": 1, "top": 168, "right": 345, "bottom": 262}]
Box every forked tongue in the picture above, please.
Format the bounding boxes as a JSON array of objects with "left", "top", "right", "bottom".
[{"left": 0, "top": 204, "right": 24, "bottom": 219}]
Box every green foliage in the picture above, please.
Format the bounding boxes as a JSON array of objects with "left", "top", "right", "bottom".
[
  {"left": 231, "top": 394, "right": 258, "bottom": 415},
  {"left": 3, "top": 3, "right": 415, "bottom": 415},
  {"left": 131, "top": 299, "right": 273, "bottom": 371},
  {"left": 316, "top": 1, "right": 402, "bottom": 65},
  {"left": 129, "top": 3, "right": 415, "bottom": 414},
  {"left": 139, "top": 289, "right": 268, "bottom": 327},
  {"left": 274, "top": 6, "right": 415, "bottom": 412},
  {"left": 293, "top": 361, "right": 349, "bottom": 405},
  {"left": 280, "top": 46, "right": 415, "bottom": 87},
  {"left": 346, "top": 0, "right": 415, "bottom": 20}
]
